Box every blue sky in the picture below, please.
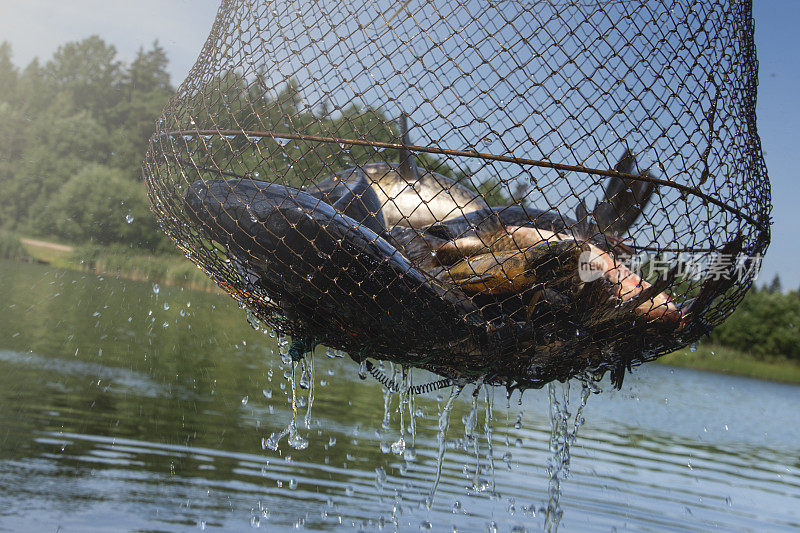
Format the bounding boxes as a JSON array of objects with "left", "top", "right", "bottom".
[{"left": 0, "top": 0, "right": 796, "bottom": 288}]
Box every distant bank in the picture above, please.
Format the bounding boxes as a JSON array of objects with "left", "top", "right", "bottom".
[{"left": 4, "top": 231, "right": 799, "bottom": 386}]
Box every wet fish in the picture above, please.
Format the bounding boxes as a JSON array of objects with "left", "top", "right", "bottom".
[
  {"left": 183, "top": 178, "right": 479, "bottom": 350},
  {"left": 311, "top": 114, "right": 486, "bottom": 229},
  {"left": 412, "top": 151, "right": 679, "bottom": 321},
  {"left": 306, "top": 168, "right": 386, "bottom": 234}
]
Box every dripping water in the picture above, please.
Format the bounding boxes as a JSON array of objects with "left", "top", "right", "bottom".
[
  {"left": 381, "top": 362, "right": 396, "bottom": 432},
  {"left": 427, "top": 384, "right": 463, "bottom": 508},
  {"left": 407, "top": 370, "right": 417, "bottom": 447},
  {"left": 301, "top": 354, "right": 314, "bottom": 430},
  {"left": 265, "top": 359, "right": 309, "bottom": 451},
  {"left": 392, "top": 366, "right": 409, "bottom": 455},
  {"left": 544, "top": 379, "right": 593, "bottom": 532},
  {"left": 484, "top": 384, "right": 496, "bottom": 496},
  {"left": 463, "top": 388, "right": 482, "bottom": 491}
]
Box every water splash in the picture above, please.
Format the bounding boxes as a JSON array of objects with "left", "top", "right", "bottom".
[
  {"left": 265, "top": 360, "right": 308, "bottom": 451},
  {"left": 427, "top": 384, "right": 463, "bottom": 508},
  {"left": 544, "top": 379, "right": 593, "bottom": 532}
]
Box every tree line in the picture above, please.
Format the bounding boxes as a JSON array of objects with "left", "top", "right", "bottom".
[
  {"left": 0, "top": 36, "right": 475, "bottom": 251},
  {"left": 0, "top": 37, "right": 172, "bottom": 249}
]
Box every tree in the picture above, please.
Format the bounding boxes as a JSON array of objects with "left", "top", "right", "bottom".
[
  {"left": 49, "top": 163, "right": 163, "bottom": 247},
  {"left": 767, "top": 274, "right": 782, "bottom": 293},
  {"left": 45, "top": 36, "right": 123, "bottom": 119},
  {"left": 108, "top": 42, "right": 173, "bottom": 175},
  {"left": 0, "top": 42, "right": 18, "bottom": 102}
]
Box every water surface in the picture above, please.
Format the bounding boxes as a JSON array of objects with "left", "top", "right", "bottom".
[{"left": 1, "top": 260, "right": 799, "bottom": 531}]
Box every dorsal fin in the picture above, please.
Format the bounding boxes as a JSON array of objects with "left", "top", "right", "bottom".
[
  {"left": 398, "top": 113, "right": 420, "bottom": 181},
  {"left": 593, "top": 149, "right": 657, "bottom": 236}
]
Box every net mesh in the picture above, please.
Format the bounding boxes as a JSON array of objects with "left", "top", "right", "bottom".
[{"left": 143, "top": 0, "right": 771, "bottom": 389}]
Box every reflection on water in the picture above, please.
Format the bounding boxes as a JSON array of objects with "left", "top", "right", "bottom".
[{"left": 1, "top": 259, "right": 800, "bottom": 531}]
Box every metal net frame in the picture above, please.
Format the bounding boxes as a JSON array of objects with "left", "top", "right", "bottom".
[{"left": 143, "top": 0, "right": 771, "bottom": 390}]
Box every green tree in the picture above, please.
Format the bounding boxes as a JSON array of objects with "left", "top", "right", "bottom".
[
  {"left": 44, "top": 36, "right": 123, "bottom": 120},
  {"left": 108, "top": 42, "right": 173, "bottom": 175},
  {"left": 9, "top": 111, "right": 114, "bottom": 234},
  {"left": 49, "top": 163, "right": 162, "bottom": 247},
  {"left": 710, "top": 288, "right": 800, "bottom": 361},
  {"left": 0, "top": 42, "right": 18, "bottom": 102},
  {"left": 766, "top": 274, "right": 782, "bottom": 293}
]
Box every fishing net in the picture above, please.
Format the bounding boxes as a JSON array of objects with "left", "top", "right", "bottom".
[{"left": 143, "top": 0, "right": 771, "bottom": 390}]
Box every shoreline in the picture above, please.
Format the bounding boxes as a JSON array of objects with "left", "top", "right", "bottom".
[
  {"left": 7, "top": 233, "right": 799, "bottom": 386},
  {"left": 655, "top": 345, "right": 800, "bottom": 385}
]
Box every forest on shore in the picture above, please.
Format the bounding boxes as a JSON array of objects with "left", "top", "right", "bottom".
[{"left": 1, "top": 36, "right": 797, "bottom": 379}]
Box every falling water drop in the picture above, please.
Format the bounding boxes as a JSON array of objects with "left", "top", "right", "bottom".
[{"left": 125, "top": 214, "right": 134, "bottom": 224}]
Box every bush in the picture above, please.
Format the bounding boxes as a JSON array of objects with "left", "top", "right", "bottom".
[
  {"left": 49, "top": 163, "right": 165, "bottom": 249},
  {"left": 710, "top": 288, "right": 800, "bottom": 361},
  {"left": 0, "top": 231, "right": 29, "bottom": 260}
]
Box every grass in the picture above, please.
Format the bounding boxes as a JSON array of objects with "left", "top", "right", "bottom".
[
  {"left": 18, "top": 237, "right": 74, "bottom": 267},
  {"left": 11, "top": 232, "right": 218, "bottom": 292},
  {"left": 658, "top": 344, "right": 800, "bottom": 385},
  {"left": 74, "top": 244, "right": 218, "bottom": 291}
]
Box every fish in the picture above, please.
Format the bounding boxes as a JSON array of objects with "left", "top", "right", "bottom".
[
  {"left": 309, "top": 114, "right": 487, "bottom": 229},
  {"left": 406, "top": 151, "right": 680, "bottom": 321},
  {"left": 183, "top": 178, "right": 479, "bottom": 353}
]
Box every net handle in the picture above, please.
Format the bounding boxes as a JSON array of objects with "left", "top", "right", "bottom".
[{"left": 160, "top": 128, "right": 767, "bottom": 232}]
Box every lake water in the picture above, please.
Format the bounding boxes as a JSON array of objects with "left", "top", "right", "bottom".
[{"left": 1, "top": 259, "right": 799, "bottom": 532}]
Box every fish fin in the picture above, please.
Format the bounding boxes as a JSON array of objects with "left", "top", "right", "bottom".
[
  {"left": 593, "top": 149, "right": 658, "bottom": 236},
  {"left": 682, "top": 234, "right": 744, "bottom": 321},
  {"left": 574, "top": 198, "right": 597, "bottom": 240},
  {"left": 424, "top": 222, "right": 454, "bottom": 241},
  {"left": 398, "top": 113, "right": 420, "bottom": 181}
]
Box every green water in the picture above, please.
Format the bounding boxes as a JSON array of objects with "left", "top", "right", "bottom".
[{"left": 1, "top": 259, "right": 800, "bottom": 531}]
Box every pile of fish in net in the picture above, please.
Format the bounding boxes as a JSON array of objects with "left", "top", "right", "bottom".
[{"left": 144, "top": 0, "right": 771, "bottom": 391}]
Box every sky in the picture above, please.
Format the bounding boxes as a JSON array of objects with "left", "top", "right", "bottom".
[{"left": 0, "top": 0, "right": 797, "bottom": 288}]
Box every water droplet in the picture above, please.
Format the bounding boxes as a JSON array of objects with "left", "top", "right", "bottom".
[
  {"left": 288, "top": 479, "right": 298, "bottom": 490},
  {"left": 125, "top": 214, "right": 134, "bottom": 224},
  {"left": 163, "top": 302, "right": 170, "bottom": 311},
  {"left": 152, "top": 284, "right": 160, "bottom": 295},
  {"left": 690, "top": 343, "right": 697, "bottom": 352},
  {"left": 391, "top": 438, "right": 406, "bottom": 455},
  {"left": 241, "top": 396, "right": 249, "bottom": 406},
  {"left": 358, "top": 361, "right": 367, "bottom": 380}
]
